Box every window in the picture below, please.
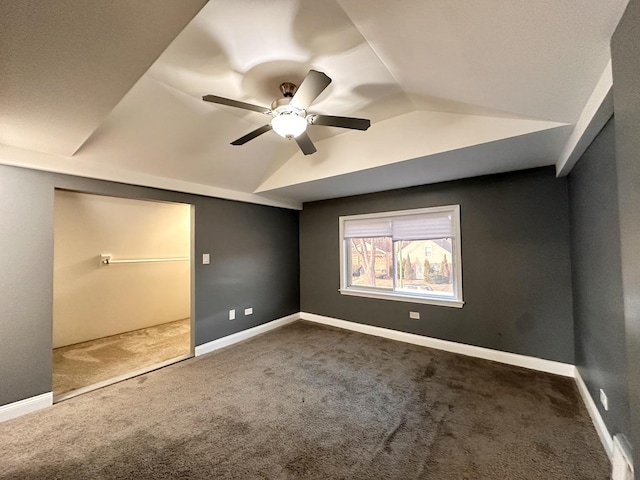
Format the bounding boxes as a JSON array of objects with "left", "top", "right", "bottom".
[{"left": 339, "top": 205, "right": 463, "bottom": 308}]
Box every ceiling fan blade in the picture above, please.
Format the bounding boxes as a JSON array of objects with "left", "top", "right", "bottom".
[
  {"left": 231, "top": 124, "right": 272, "bottom": 145},
  {"left": 309, "top": 114, "right": 371, "bottom": 131},
  {"left": 295, "top": 132, "right": 317, "bottom": 155},
  {"left": 203, "top": 95, "right": 270, "bottom": 114},
  {"left": 290, "top": 70, "right": 332, "bottom": 109}
]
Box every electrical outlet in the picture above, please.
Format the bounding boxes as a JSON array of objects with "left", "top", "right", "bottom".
[
  {"left": 229, "top": 309, "right": 235, "bottom": 320},
  {"left": 600, "top": 389, "right": 609, "bottom": 411},
  {"left": 409, "top": 311, "right": 420, "bottom": 320},
  {"left": 244, "top": 307, "right": 253, "bottom": 315}
]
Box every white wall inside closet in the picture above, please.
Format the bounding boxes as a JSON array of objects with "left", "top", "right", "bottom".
[{"left": 53, "top": 190, "right": 191, "bottom": 348}]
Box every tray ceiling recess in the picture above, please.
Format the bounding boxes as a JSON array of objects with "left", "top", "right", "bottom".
[{"left": 0, "top": 0, "right": 629, "bottom": 209}]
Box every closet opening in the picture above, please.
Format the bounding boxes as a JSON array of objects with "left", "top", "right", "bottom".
[{"left": 52, "top": 190, "right": 194, "bottom": 402}]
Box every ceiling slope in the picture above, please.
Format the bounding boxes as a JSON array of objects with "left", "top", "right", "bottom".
[
  {"left": 336, "top": 0, "right": 628, "bottom": 123},
  {"left": 0, "top": 0, "right": 630, "bottom": 207},
  {"left": 255, "top": 111, "right": 570, "bottom": 199},
  {"left": 0, "top": 0, "right": 207, "bottom": 156},
  {"left": 253, "top": 126, "right": 572, "bottom": 204}
]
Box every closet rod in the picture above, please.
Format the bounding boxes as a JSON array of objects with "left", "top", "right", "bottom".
[{"left": 100, "top": 254, "right": 189, "bottom": 266}]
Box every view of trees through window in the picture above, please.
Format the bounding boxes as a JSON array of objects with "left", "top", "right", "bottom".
[{"left": 349, "top": 237, "right": 454, "bottom": 296}]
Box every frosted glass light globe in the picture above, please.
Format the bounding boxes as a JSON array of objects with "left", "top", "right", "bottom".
[{"left": 271, "top": 112, "right": 308, "bottom": 139}]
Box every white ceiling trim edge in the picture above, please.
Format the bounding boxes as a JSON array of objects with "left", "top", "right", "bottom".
[
  {"left": 556, "top": 59, "right": 614, "bottom": 177},
  {"left": 255, "top": 111, "right": 569, "bottom": 194},
  {"left": 0, "top": 145, "right": 302, "bottom": 210}
]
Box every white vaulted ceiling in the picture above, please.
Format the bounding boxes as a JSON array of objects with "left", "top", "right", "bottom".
[{"left": 0, "top": 0, "right": 629, "bottom": 209}]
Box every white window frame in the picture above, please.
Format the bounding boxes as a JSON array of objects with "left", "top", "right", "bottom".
[{"left": 339, "top": 205, "right": 464, "bottom": 308}]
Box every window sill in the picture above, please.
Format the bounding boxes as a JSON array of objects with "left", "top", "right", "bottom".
[{"left": 339, "top": 288, "right": 464, "bottom": 308}]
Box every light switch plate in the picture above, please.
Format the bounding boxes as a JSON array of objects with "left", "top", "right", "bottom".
[{"left": 202, "top": 253, "right": 210, "bottom": 265}]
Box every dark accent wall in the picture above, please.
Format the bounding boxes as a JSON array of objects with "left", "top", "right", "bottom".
[
  {"left": 612, "top": 0, "right": 640, "bottom": 471},
  {"left": 300, "top": 167, "right": 574, "bottom": 363},
  {"left": 568, "top": 117, "right": 631, "bottom": 440},
  {"left": 0, "top": 164, "right": 299, "bottom": 407},
  {"left": 0, "top": 168, "right": 55, "bottom": 408}
]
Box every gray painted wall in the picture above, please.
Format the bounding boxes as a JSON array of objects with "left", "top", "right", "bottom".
[
  {"left": 0, "top": 168, "right": 55, "bottom": 407},
  {"left": 568, "top": 117, "right": 631, "bottom": 440},
  {"left": 0, "top": 164, "right": 299, "bottom": 407},
  {"left": 300, "top": 167, "right": 575, "bottom": 363},
  {"left": 612, "top": 0, "right": 640, "bottom": 472}
]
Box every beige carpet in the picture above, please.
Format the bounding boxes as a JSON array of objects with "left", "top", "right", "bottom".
[
  {"left": 53, "top": 318, "right": 191, "bottom": 397},
  {"left": 3, "top": 321, "right": 609, "bottom": 479}
]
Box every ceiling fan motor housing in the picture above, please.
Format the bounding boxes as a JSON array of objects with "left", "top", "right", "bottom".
[{"left": 271, "top": 96, "right": 293, "bottom": 110}]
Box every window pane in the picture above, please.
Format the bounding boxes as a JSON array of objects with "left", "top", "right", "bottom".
[
  {"left": 394, "top": 239, "right": 454, "bottom": 297},
  {"left": 348, "top": 237, "right": 393, "bottom": 289},
  {"left": 340, "top": 205, "right": 462, "bottom": 307}
]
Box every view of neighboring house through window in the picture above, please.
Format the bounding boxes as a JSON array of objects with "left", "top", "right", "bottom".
[{"left": 339, "top": 205, "right": 463, "bottom": 308}]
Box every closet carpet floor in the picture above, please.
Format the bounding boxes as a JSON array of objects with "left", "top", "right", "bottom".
[{"left": 53, "top": 318, "right": 191, "bottom": 397}]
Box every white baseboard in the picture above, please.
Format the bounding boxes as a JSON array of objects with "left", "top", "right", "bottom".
[
  {"left": 195, "top": 313, "right": 300, "bottom": 357},
  {"left": 0, "top": 392, "right": 53, "bottom": 423},
  {"left": 300, "top": 312, "right": 576, "bottom": 377},
  {"left": 574, "top": 367, "right": 613, "bottom": 460}
]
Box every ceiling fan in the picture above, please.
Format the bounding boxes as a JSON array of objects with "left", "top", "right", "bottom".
[{"left": 202, "top": 70, "right": 370, "bottom": 155}]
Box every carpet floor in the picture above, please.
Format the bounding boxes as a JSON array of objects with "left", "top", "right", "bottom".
[
  {"left": 1, "top": 321, "right": 608, "bottom": 479},
  {"left": 53, "top": 318, "right": 191, "bottom": 397}
]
